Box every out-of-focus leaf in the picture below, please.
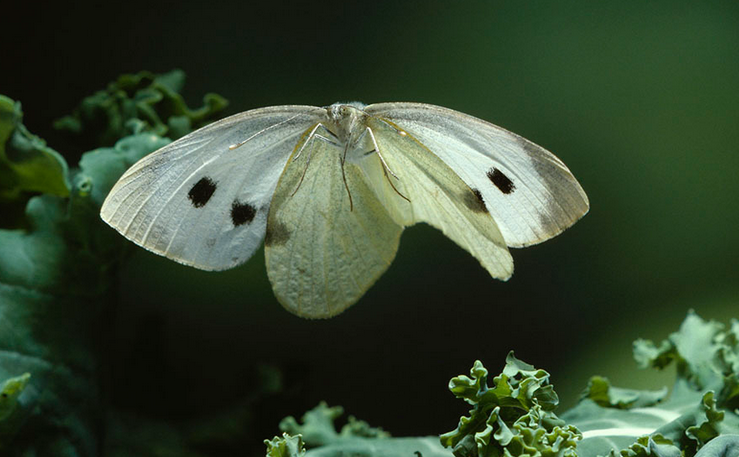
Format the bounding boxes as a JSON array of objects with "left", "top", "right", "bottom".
[
  {"left": 266, "top": 433, "right": 307, "bottom": 457},
  {"left": 54, "top": 69, "right": 227, "bottom": 148},
  {"left": 0, "top": 95, "right": 69, "bottom": 207},
  {"left": 565, "top": 312, "right": 739, "bottom": 457},
  {"left": 279, "top": 402, "right": 390, "bottom": 448},
  {"left": 584, "top": 376, "right": 668, "bottom": 409},
  {"left": 276, "top": 403, "right": 449, "bottom": 457},
  {"left": 306, "top": 437, "right": 452, "bottom": 457},
  {"left": 0, "top": 71, "right": 228, "bottom": 455},
  {"left": 634, "top": 311, "right": 739, "bottom": 409},
  {"left": 684, "top": 392, "right": 723, "bottom": 447},
  {"left": 693, "top": 435, "right": 739, "bottom": 457},
  {"left": 607, "top": 434, "right": 681, "bottom": 457},
  {"left": 0, "top": 372, "right": 31, "bottom": 447},
  {"left": 0, "top": 373, "right": 30, "bottom": 422},
  {"left": 0, "top": 132, "right": 168, "bottom": 455}
]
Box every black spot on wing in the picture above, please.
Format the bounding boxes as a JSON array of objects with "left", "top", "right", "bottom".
[
  {"left": 231, "top": 200, "right": 257, "bottom": 226},
  {"left": 188, "top": 177, "right": 217, "bottom": 208},
  {"left": 463, "top": 188, "right": 489, "bottom": 213},
  {"left": 265, "top": 220, "right": 290, "bottom": 247},
  {"left": 487, "top": 168, "right": 515, "bottom": 194}
]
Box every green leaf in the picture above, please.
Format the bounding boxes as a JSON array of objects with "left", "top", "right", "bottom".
[
  {"left": 0, "top": 373, "right": 30, "bottom": 416},
  {"left": 279, "top": 402, "right": 390, "bottom": 447},
  {"left": 633, "top": 311, "right": 724, "bottom": 391},
  {"left": 693, "top": 435, "right": 739, "bottom": 457},
  {"left": 265, "top": 433, "right": 307, "bottom": 457},
  {"left": 564, "top": 312, "right": 739, "bottom": 457},
  {"left": 280, "top": 403, "right": 347, "bottom": 447},
  {"left": 53, "top": 69, "right": 228, "bottom": 148},
  {"left": 276, "top": 404, "right": 448, "bottom": 457},
  {"left": 0, "top": 132, "right": 169, "bottom": 455},
  {"left": 584, "top": 376, "right": 668, "bottom": 409},
  {"left": 306, "top": 437, "right": 453, "bottom": 457},
  {"left": 609, "top": 434, "right": 681, "bottom": 457},
  {"left": 0, "top": 95, "right": 69, "bottom": 205},
  {"left": 440, "top": 353, "right": 581, "bottom": 457},
  {"left": 0, "top": 71, "right": 227, "bottom": 455},
  {"left": 632, "top": 311, "right": 739, "bottom": 408},
  {"left": 685, "top": 392, "right": 723, "bottom": 447}
]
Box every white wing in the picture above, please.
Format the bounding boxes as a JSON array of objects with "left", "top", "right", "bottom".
[
  {"left": 365, "top": 103, "right": 589, "bottom": 247},
  {"left": 100, "top": 106, "right": 324, "bottom": 270},
  {"left": 361, "top": 116, "right": 514, "bottom": 281}
]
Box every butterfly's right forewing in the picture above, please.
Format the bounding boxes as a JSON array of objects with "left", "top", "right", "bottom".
[
  {"left": 361, "top": 117, "right": 515, "bottom": 281},
  {"left": 366, "top": 103, "right": 589, "bottom": 248},
  {"left": 100, "top": 106, "right": 324, "bottom": 270}
]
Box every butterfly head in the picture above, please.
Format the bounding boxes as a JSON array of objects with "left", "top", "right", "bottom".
[{"left": 326, "top": 102, "right": 369, "bottom": 145}]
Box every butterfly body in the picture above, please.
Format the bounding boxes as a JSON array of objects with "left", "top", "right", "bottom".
[
  {"left": 324, "top": 101, "right": 369, "bottom": 145},
  {"left": 101, "top": 102, "right": 589, "bottom": 318}
]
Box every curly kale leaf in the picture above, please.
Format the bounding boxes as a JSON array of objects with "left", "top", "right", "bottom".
[
  {"left": 0, "top": 71, "right": 227, "bottom": 455},
  {"left": 0, "top": 95, "right": 69, "bottom": 229},
  {"left": 0, "top": 95, "right": 69, "bottom": 202},
  {"left": 54, "top": 69, "right": 227, "bottom": 148},
  {"left": 608, "top": 433, "right": 739, "bottom": 457},
  {"left": 633, "top": 311, "right": 736, "bottom": 398},
  {"left": 564, "top": 312, "right": 739, "bottom": 457},
  {"left": 440, "top": 353, "right": 581, "bottom": 457},
  {"left": 0, "top": 131, "right": 170, "bottom": 456},
  {"left": 607, "top": 434, "right": 681, "bottom": 457},
  {"left": 276, "top": 403, "right": 450, "bottom": 457},
  {"left": 584, "top": 376, "right": 669, "bottom": 410},
  {"left": 692, "top": 435, "right": 739, "bottom": 457},
  {"left": 0, "top": 372, "right": 31, "bottom": 445},
  {"left": 279, "top": 402, "right": 390, "bottom": 447},
  {"left": 634, "top": 311, "right": 739, "bottom": 412},
  {"left": 265, "top": 433, "right": 307, "bottom": 457}
]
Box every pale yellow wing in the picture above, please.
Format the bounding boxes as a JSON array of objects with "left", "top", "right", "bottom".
[
  {"left": 359, "top": 116, "right": 514, "bottom": 281},
  {"left": 265, "top": 131, "right": 403, "bottom": 318}
]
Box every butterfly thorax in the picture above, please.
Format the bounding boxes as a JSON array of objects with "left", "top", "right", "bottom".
[{"left": 326, "top": 102, "right": 370, "bottom": 148}]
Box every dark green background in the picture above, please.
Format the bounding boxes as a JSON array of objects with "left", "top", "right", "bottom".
[{"left": 4, "top": 0, "right": 738, "bottom": 440}]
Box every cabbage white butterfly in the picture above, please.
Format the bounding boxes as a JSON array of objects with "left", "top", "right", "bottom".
[{"left": 101, "top": 102, "right": 588, "bottom": 318}]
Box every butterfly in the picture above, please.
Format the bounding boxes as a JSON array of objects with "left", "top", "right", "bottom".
[{"left": 100, "top": 102, "right": 589, "bottom": 318}]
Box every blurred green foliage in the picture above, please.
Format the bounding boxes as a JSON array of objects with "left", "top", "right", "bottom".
[
  {"left": 1, "top": 1, "right": 738, "bottom": 455},
  {"left": 54, "top": 69, "right": 227, "bottom": 149},
  {"left": 0, "top": 71, "right": 231, "bottom": 455}
]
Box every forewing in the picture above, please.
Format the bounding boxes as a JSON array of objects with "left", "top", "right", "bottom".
[
  {"left": 365, "top": 102, "right": 589, "bottom": 247},
  {"left": 360, "top": 117, "right": 514, "bottom": 280},
  {"left": 100, "top": 106, "right": 324, "bottom": 270},
  {"left": 265, "top": 135, "right": 403, "bottom": 318}
]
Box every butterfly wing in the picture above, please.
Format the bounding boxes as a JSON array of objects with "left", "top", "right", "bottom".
[
  {"left": 264, "top": 132, "right": 404, "bottom": 318},
  {"left": 365, "top": 103, "right": 589, "bottom": 247},
  {"left": 360, "top": 116, "right": 514, "bottom": 281},
  {"left": 100, "top": 106, "right": 324, "bottom": 270}
]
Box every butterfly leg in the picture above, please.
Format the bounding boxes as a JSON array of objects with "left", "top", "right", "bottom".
[
  {"left": 339, "top": 142, "right": 355, "bottom": 211},
  {"left": 294, "top": 123, "right": 339, "bottom": 160},
  {"left": 365, "top": 127, "right": 411, "bottom": 203},
  {"left": 290, "top": 123, "right": 341, "bottom": 197}
]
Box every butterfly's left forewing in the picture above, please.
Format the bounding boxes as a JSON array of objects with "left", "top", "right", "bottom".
[{"left": 101, "top": 106, "right": 324, "bottom": 270}]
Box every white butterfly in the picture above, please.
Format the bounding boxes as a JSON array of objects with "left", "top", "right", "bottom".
[{"left": 100, "top": 102, "right": 589, "bottom": 318}]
